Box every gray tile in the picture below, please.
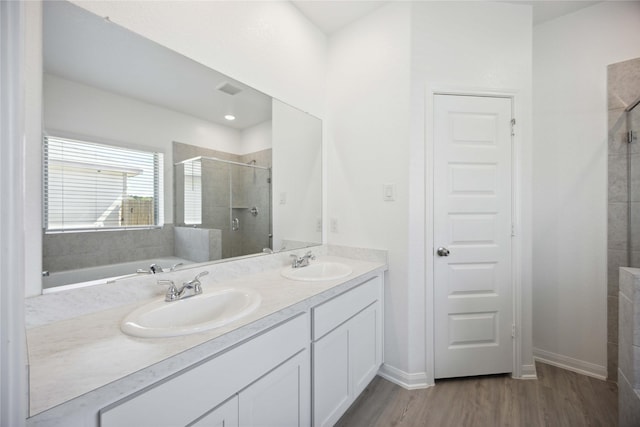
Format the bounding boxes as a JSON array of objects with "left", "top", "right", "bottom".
[
  {"left": 620, "top": 267, "right": 636, "bottom": 298},
  {"left": 608, "top": 58, "right": 640, "bottom": 111},
  {"left": 620, "top": 293, "right": 634, "bottom": 381},
  {"left": 609, "top": 108, "right": 629, "bottom": 154},
  {"left": 609, "top": 340, "right": 619, "bottom": 381},
  {"left": 609, "top": 153, "right": 628, "bottom": 203},
  {"left": 609, "top": 249, "right": 628, "bottom": 295},
  {"left": 609, "top": 295, "right": 619, "bottom": 344},
  {"left": 619, "top": 369, "right": 640, "bottom": 427},
  {"left": 609, "top": 202, "right": 629, "bottom": 250},
  {"left": 635, "top": 344, "right": 640, "bottom": 388}
]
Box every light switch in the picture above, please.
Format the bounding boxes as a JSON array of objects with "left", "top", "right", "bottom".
[
  {"left": 279, "top": 192, "right": 287, "bottom": 205},
  {"left": 383, "top": 184, "right": 395, "bottom": 201}
]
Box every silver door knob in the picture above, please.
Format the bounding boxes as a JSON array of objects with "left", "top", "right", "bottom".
[{"left": 436, "top": 247, "right": 450, "bottom": 257}]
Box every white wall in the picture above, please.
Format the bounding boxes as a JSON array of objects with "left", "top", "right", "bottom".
[
  {"left": 272, "top": 99, "right": 322, "bottom": 250},
  {"left": 411, "top": 1, "right": 534, "bottom": 381},
  {"left": 325, "top": 1, "right": 413, "bottom": 380},
  {"left": 532, "top": 1, "right": 640, "bottom": 377},
  {"left": 326, "top": 1, "right": 533, "bottom": 385},
  {"left": 240, "top": 121, "right": 272, "bottom": 155},
  {"left": 23, "top": 1, "right": 43, "bottom": 298}
]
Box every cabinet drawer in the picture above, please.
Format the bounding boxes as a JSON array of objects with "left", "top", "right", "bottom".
[
  {"left": 312, "top": 276, "right": 381, "bottom": 341},
  {"left": 100, "top": 313, "right": 308, "bottom": 427}
]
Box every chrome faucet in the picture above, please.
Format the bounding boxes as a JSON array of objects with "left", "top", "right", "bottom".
[
  {"left": 137, "top": 262, "right": 183, "bottom": 274},
  {"left": 290, "top": 251, "right": 315, "bottom": 269},
  {"left": 158, "top": 271, "right": 209, "bottom": 302}
]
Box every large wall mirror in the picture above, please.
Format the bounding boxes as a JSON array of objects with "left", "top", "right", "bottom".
[{"left": 41, "top": 1, "right": 322, "bottom": 290}]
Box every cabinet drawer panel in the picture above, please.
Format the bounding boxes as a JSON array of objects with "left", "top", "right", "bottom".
[
  {"left": 100, "top": 313, "right": 308, "bottom": 427},
  {"left": 312, "top": 276, "right": 381, "bottom": 340}
]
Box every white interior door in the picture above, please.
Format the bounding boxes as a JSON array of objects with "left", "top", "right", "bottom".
[{"left": 433, "top": 94, "right": 513, "bottom": 379}]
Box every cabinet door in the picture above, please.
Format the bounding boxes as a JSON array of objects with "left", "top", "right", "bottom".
[
  {"left": 312, "top": 324, "right": 350, "bottom": 427},
  {"left": 312, "top": 301, "right": 382, "bottom": 427},
  {"left": 350, "top": 302, "right": 382, "bottom": 397},
  {"left": 189, "top": 396, "right": 238, "bottom": 427},
  {"left": 239, "top": 350, "right": 310, "bottom": 427}
]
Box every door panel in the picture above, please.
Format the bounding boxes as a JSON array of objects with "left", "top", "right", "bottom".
[{"left": 434, "top": 94, "right": 513, "bottom": 379}]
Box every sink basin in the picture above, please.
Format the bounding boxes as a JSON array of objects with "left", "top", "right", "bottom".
[
  {"left": 281, "top": 262, "right": 353, "bottom": 282},
  {"left": 121, "top": 287, "right": 261, "bottom": 338}
]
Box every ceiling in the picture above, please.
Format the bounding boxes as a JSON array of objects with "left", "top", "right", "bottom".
[
  {"left": 291, "top": 1, "right": 602, "bottom": 34},
  {"left": 44, "top": 1, "right": 272, "bottom": 131}
]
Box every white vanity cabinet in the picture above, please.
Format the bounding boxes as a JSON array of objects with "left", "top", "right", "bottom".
[
  {"left": 311, "top": 275, "right": 383, "bottom": 427},
  {"left": 99, "top": 313, "right": 310, "bottom": 427},
  {"left": 189, "top": 396, "right": 238, "bottom": 427}
]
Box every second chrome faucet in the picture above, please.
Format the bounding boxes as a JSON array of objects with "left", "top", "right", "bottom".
[{"left": 290, "top": 251, "right": 315, "bottom": 269}]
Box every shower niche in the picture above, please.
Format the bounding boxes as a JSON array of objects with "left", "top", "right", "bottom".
[{"left": 175, "top": 155, "right": 272, "bottom": 261}]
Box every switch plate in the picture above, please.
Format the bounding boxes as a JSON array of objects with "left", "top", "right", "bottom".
[
  {"left": 279, "top": 192, "right": 287, "bottom": 205},
  {"left": 316, "top": 218, "right": 322, "bottom": 232},
  {"left": 383, "top": 184, "right": 395, "bottom": 201},
  {"left": 330, "top": 218, "right": 338, "bottom": 233}
]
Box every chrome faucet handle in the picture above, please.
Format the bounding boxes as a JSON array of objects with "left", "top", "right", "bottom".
[
  {"left": 290, "top": 254, "right": 301, "bottom": 268},
  {"left": 158, "top": 280, "right": 179, "bottom": 302},
  {"left": 185, "top": 271, "right": 209, "bottom": 294},
  {"left": 194, "top": 271, "right": 209, "bottom": 281},
  {"left": 304, "top": 251, "right": 316, "bottom": 260},
  {"left": 149, "top": 263, "right": 160, "bottom": 274}
]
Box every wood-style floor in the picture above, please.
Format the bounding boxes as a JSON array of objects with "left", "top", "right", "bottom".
[{"left": 336, "top": 362, "right": 618, "bottom": 427}]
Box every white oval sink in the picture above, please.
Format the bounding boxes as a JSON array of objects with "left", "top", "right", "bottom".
[
  {"left": 281, "top": 262, "right": 353, "bottom": 282},
  {"left": 121, "top": 287, "right": 261, "bottom": 338}
]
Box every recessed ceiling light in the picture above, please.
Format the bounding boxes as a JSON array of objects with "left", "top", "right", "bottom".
[{"left": 224, "top": 114, "right": 236, "bottom": 121}]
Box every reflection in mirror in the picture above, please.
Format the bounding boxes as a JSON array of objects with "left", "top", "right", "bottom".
[
  {"left": 41, "top": 1, "right": 322, "bottom": 291},
  {"left": 174, "top": 146, "right": 273, "bottom": 262}
]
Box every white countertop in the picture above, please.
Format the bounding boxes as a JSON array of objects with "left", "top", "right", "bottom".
[{"left": 26, "top": 253, "right": 386, "bottom": 421}]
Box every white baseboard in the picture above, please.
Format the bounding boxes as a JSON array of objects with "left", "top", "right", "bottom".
[
  {"left": 377, "top": 364, "right": 432, "bottom": 390},
  {"left": 533, "top": 348, "right": 607, "bottom": 380},
  {"left": 518, "top": 364, "right": 538, "bottom": 380}
]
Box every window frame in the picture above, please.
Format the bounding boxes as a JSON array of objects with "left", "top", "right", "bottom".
[{"left": 42, "top": 134, "right": 164, "bottom": 233}]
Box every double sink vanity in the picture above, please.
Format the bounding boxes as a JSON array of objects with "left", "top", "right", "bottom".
[{"left": 25, "top": 246, "right": 387, "bottom": 427}]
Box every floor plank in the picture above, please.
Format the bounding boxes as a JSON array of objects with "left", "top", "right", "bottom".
[{"left": 335, "top": 362, "right": 617, "bottom": 427}]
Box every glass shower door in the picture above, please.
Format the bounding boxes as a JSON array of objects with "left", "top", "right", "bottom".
[{"left": 230, "top": 163, "right": 272, "bottom": 258}]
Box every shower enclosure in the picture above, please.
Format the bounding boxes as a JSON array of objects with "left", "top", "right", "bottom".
[
  {"left": 175, "top": 156, "right": 272, "bottom": 260},
  {"left": 627, "top": 96, "right": 640, "bottom": 266},
  {"left": 607, "top": 57, "right": 640, "bottom": 381}
]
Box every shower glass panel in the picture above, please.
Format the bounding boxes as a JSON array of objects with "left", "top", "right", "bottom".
[
  {"left": 629, "top": 98, "right": 640, "bottom": 266},
  {"left": 178, "top": 156, "right": 272, "bottom": 260}
]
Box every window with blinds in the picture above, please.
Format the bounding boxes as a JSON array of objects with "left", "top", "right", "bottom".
[
  {"left": 43, "top": 136, "right": 163, "bottom": 232},
  {"left": 183, "top": 159, "right": 202, "bottom": 225}
]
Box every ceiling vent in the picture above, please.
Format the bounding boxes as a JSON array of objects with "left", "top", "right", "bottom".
[{"left": 216, "top": 82, "right": 242, "bottom": 96}]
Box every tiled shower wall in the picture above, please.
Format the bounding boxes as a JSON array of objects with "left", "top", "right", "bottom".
[
  {"left": 42, "top": 225, "right": 174, "bottom": 273},
  {"left": 174, "top": 142, "right": 272, "bottom": 259},
  {"left": 607, "top": 57, "right": 640, "bottom": 380}
]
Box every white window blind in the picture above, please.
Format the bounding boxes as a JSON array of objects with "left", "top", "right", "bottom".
[
  {"left": 183, "top": 159, "right": 202, "bottom": 225},
  {"left": 43, "top": 136, "right": 163, "bottom": 232}
]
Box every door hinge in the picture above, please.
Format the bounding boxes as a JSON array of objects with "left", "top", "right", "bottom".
[
  {"left": 511, "top": 118, "right": 516, "bottom": 136},
  {"left": 511, "top": 223, "right": 516, "bottom": 237},
  {"left": 512, "top": 323, "right": 517, "bottom": 339},
  {"left": 629, "top": 130, "right": 637, "bottom": 144}
]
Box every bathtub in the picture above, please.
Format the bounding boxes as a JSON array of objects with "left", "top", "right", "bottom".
[{"left": 43, "top": 256, "right": 193, "bottom": 292}]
